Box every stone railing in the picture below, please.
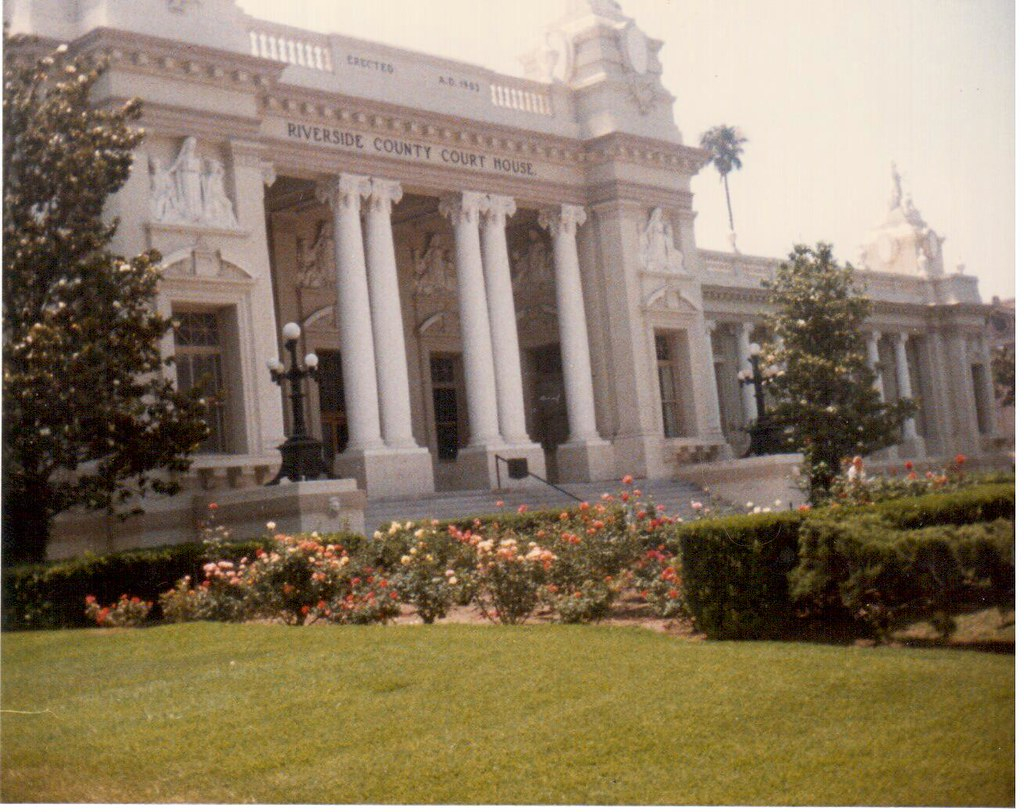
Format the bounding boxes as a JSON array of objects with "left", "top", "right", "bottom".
[
  {"left": 249, "top": 26, "right": 333, "bottom": 72},
  {"left": 489, "top": 80, "right": 553, "bottom": 116},
  {"left": 700, "top": 250, "right": 778, "bottom": 282}
]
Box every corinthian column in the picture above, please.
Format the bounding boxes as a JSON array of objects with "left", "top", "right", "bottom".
[
  {"left": 539, "top": 204, "right": 600, "bottom": 442},
  {"left": 479, "top": 194, "right": 530, "bottom": 445},
  {"left": 894, "top": 332, "right": 918, "bottom": 441},
  {"left": 363, "top": 178, "right": 416, "bottom": 448},
  {"left": 865, "top": 330, "right": 884, "bottom": 396},
  {"left": 439, "top": 191, "right": 502, "bottom": 446},
  {"left": 316, "top": 173, "right": 383, "bottom": 451}
]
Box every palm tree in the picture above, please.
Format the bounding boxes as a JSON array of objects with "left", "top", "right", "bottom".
[{"left": 699, "top": 125, "right": 747, "bottom": 234}]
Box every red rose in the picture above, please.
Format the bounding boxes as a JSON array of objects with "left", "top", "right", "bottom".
[{"left": 904, "top": 461, "right": 914, "bottom": 471}]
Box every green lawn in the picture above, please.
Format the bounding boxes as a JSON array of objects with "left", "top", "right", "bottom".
[{"left": 0, "top": 623, "right": 1013, "bottom": 805}]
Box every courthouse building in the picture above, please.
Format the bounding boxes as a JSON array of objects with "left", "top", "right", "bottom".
[{"left": 7, "top": 0, "right": 1004, "bottom": 508}]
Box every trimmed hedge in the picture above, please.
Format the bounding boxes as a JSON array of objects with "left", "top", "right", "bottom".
[
  {"left": 870, "top": 483, "right": 1015, "bottom": 530},
  {"left": 790, "top": 515, "right": 1014, "bottom": 637},
  {"left": 2, "top": 531, "right": 365, "bottom": 631},
  {"left": 677, "top": 512, "right": 803, "bottom": 640},
  {"left": 676, "top": 483, "right": 1015, "bottom": 640}
]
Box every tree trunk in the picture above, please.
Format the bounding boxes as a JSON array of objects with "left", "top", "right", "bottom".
[
  {"left": 2, "top": 474, "right": 54, "bottom": 564},
  {"left": 723, "top": 173, "right": 735, "bottom": 233}
]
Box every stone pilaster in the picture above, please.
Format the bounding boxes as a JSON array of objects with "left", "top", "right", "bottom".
[{"left": 539, "top": 203, "right": 614, "bottom": 482}]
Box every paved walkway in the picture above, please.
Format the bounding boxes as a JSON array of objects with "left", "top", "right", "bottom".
[{"left": 365, "top": 476, "right": 715, "bottom": 532}]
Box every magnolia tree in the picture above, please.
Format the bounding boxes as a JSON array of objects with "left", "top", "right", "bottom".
[
  {"left": 760, "top": 243, "right": 914, "bottom": 503},
  {"left": 3, "top": 36, "right": 209, "bottom": 563}
]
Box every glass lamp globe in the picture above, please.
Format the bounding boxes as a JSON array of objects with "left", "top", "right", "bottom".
[
  {"left": 282, "top": 322, "right": 301, "bottom": 341},
  {"left": 304, "top": 353, "right": 319, "bottom": 369}
]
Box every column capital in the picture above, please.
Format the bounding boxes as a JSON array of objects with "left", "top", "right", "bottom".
[
  {"left": 260, "top": 160, "right": 276, "bottom": 188},
  {"left": 704, "top": 319, "right": 717, "bottom": 335},
  {"left": 366, "top": 178, "right": 403, "bottom": 213},
  {"left": 480, "top": 193, "right": 516, "bottom": 225},
  {"left": 538, "top": 204, "right": 587, "bottom": 237},
  {"left": 315, "top": 173, "right": 370, "bottom": 211},
  {"left": 439, "top": 191, "right": 488, "bottom": 226}
]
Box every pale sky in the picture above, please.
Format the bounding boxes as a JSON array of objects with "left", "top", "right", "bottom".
[{"left": 237, "top": 0, "right": 1015, "bottom": 300}]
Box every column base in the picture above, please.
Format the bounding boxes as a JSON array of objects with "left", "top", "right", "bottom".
[
  {"left": 556, "top": 438, "right": 615, "bottom": 483},
  {"left": 611, "top": 433, "right": 670, "bottom": 479},
  {"left": 897, "top": 435, "right": 927, "bottom": 460},
  {"left": 334, "top": 445, "right": 435, "bottom": 499},
  {"left": 455, "top": 442, "right": 547, "bottom": 491}
]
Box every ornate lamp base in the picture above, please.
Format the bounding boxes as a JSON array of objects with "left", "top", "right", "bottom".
[{"left": 268, "top": 435, "right": 332, "bottom": 485}]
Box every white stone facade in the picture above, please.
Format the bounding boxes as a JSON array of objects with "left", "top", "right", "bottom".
[{"left": 7, "top": 0, "right": 1004, "bottom": 508}]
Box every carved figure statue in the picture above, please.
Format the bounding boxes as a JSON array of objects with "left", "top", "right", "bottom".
[
  {"left": 297, "top": 220, "right": 336, "bottom": 289},
  {"left": 889, "top": 161, "right": 903, "bottom": 211},
  {"left": 512, "top": 229, "right": 552, "bottom": 290},
  {"left": 149, "top": 156, "right": 180, "bottom": 222},
  {"left": 916, "top": 246, "right": 930, "bottom": 277},
  {"left": 640, "top": 207, "right": 684, "bottom": 273},
  {"left": 413, "top": 233, "right": 455, "bottom": 296},
  {"left": 149, "top": 137, "right": 239, "bottom": 228},
  {"left": 170, "top": 137, "right": 204, "bottom": 220},
  {"left": 200, "top": 158, "right": 238, "bottom": 228}
]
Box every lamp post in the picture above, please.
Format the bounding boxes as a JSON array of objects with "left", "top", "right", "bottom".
[
  {"left": 738, "top": 342, "right": 783, "bottom": 456},
  {"left": 266, "top": 322, "right": 330, "bottom": 485}
]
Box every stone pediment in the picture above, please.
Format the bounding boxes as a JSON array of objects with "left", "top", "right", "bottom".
[
  {"left": 643, "top": 281, "right": 699, "bottom": 313},
  {"left": 161, "top": 244, "right": 252, "bottom": 281}
]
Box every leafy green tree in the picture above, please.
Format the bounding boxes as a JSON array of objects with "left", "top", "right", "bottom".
[
  {"left": 760, "top": 243, "right": 915, "bottom": 504},
  {"left": 699, "top": 124, "right": 747, "bottom": 233},
  {"left": 3, "top": 36, "right": 209, "bottom": 564}
]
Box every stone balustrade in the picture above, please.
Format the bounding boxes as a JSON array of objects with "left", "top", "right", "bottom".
[
  {"left": 249, "top": 27, "right": 333, "bottom": 72},
  {"left": 489, "top": 81, "right": 553, "bottom": 116}
]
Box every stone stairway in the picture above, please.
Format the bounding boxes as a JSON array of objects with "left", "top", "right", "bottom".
[{"left": 364, "top": 476, "right": 715, "bottom": 534}]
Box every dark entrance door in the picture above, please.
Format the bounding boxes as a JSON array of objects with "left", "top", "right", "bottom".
[
  {"left": 530, "top": 344, "right": 569, "bottom": 480},
  {"left": 316, "top": 349, "right": 347, "bottom": 461}
]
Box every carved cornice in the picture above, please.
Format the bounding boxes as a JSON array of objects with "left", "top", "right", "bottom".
[
  {"left": 67, "top": 27, "right": 284, "bottom": 90},
  {"left": 586, "top": 180, "right": 691, "bottom": 210},
  {"left": 583, "top": 132, "right": 707, "bottom": 175}
]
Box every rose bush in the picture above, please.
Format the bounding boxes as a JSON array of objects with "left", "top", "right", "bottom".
[{"left": 84, "top": 594, "right": 152, "bottom": 627}]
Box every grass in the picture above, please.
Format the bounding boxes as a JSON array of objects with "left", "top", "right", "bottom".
[{"left": 0, "top": 623, "right": 1013, "bottom": 805}]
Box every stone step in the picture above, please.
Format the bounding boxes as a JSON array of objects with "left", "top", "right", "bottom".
[{"left": 364, "top": 477, "right": 714, "bottom": 534}]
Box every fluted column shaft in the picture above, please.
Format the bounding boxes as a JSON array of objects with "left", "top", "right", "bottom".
[
  {"left": 479, "top": 194, "right": 530, "bottom": 445},
  {"left": 736, "top": 323, "right": 757, "bottom": 423},
  {"left": 364, "top": 178, "right": 416, "bottom": 447},
  {"left": 866, "top": 330, "right": 884, "bottom": 397},
  {"left": 894, "top": 332, "right": 918, "bottom": 440},
  {"left": 439, "top": 192, "right": 502, "bottom": 446},
  {"left": 977, "top": 338, "right": 997, "bottom": 435},
  {"left": 539, "top": 204, "right": 599, "bottom": 442},
  {"left": 702, "top": 320, "right": 724, "bottom": 436},
  {"left": 316, "top": 174, "right": 383, "bottom": 450}
]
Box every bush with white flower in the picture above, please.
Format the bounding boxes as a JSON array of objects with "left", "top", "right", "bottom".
[{"left": 390, "top": 523, "right": 472, "bottom": 624}]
